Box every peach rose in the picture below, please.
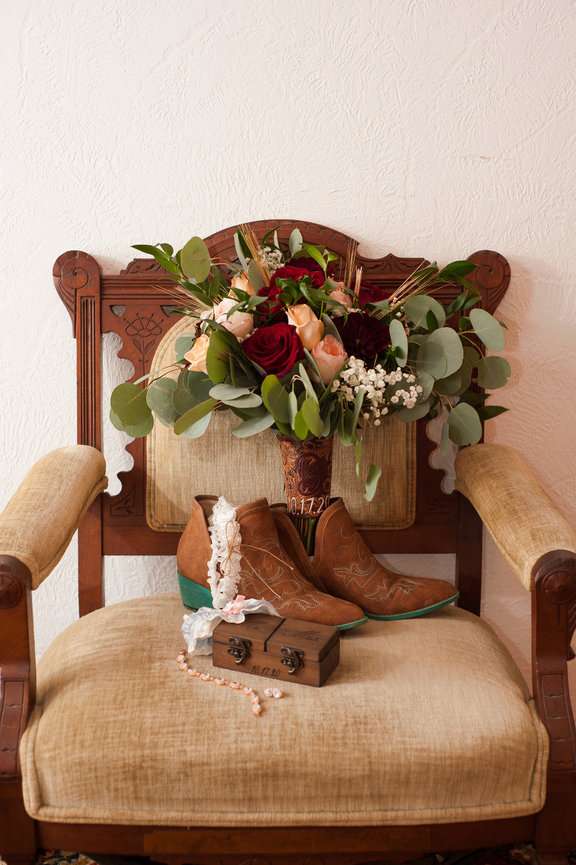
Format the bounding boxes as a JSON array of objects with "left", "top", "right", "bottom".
[
  {"left": 231, "top": 273, "right": 257, "bottom": 297},
  {"left": 328, "top": 281, "right": 353, "bottom": 314},
  {"left": 213, "top": 297, "right": 254, "bottom": 340},
  {"left": 312, "top": 334, "right": 348, "bottom": 384},
  {"left": 286, "top": 304, "right": 324, "bottom": 350},
  {"left": 184, "top": 334, "right": 210, "bottom": 373}
]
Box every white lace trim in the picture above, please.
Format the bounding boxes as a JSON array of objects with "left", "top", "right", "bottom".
[
  {"left": 182, "top": 496, "right": 278, "bottom": 656},
  {"left": 207, "top": 496, "right": 243, "bottom": 609}
]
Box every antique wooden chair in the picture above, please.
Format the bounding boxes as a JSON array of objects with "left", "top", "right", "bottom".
[{"left": 1, "top": 221, "right": 576, "bottom": 865}]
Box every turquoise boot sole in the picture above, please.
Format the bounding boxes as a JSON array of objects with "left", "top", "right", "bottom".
[
  {"left": 178, "top": 573, "right": 368, "bottom": 632},
  {"left": 364, "top": 592, "right": 459, "bottom": 620}
]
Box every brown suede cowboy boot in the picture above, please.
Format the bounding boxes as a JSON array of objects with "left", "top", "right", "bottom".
[
  {"left": 274, "top": 498, "right": 458, "bottom": 620},
  {"left": 177, "top": 497, "right": 367, "bottom": 631}
]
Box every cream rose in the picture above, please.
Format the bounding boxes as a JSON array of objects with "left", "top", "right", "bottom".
[
  {"left": 328, "top": 281, "right": 353, "bottom": 314},
  {"left": 312, "top": 334, "right": 348, "bottom": 384},
  {"left": 231, "top": 273, "right": 256, "bottom": 297},
  {"left": 213, "top": 297, "right": 254, "bottom": 340},
  {"left": 286, "top": 304, "right": 324, "bottom": 350},
  {"left": 184, "top": 334, "right": 210, "bottom": 373}
]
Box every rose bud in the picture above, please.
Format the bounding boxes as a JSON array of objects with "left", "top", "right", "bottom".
[
  {"left": 184, "top": 334, "right": 210, "bottom": 373},
  {"left": 312, "top": 334, "right": 348, "bottom": 384},
  {"left": 328, "top": 281, "right": 353, "bottom": 314},
  {"left": 213, "top": 297, "right": 254, "bottom": 341},
  {"left": 286, "top": 304, "right": 324, "bottom": 350},
  {"left": 231, "top": 273, "right": 256, "bottom": 297}
]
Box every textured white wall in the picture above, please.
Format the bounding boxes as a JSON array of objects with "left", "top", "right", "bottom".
[{"left": 2, "top": 1, "right": 576, "bottom": 701}]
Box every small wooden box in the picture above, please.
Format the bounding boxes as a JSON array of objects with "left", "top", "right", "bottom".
[{"left": 213, "top": 614, "right": 340, "bottom": 687}]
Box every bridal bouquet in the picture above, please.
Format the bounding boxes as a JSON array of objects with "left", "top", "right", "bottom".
[{"left": 110, "top": 225, "right": 510, "bottom": 515}]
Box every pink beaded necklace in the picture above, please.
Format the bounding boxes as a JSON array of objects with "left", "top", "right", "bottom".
[{"left": 177, "top": 650, "right": 284, "bottom": 717}]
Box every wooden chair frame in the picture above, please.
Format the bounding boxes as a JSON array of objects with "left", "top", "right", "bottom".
[{"left": 1, "top": 220, "right": 576, "bottom": 865}]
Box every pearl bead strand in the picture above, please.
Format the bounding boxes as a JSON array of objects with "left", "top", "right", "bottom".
[{"left": 177, "top": 650, "right": 284, "bottom": 716}]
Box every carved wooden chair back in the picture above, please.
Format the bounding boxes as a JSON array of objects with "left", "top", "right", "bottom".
[{"left": 53, "top": 220, "right": 510, "bottom": 617}]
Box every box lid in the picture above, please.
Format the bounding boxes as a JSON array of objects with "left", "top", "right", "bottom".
[
  {"left": 214, "top": 613, "right": 284, "bottom": 652},
  {"left": 267, "top": 619, "right": 339, "bottom": 662}
]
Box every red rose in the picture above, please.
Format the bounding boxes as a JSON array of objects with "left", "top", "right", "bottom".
[
  {"left": 257, "top": 265, "right": 325, "bottom": 320},
  {"left": 243, "top": 323, "right": 304, "bottom": 378},
  {"left": 269, "top": 265, "right": 325, "bottom": 290}
]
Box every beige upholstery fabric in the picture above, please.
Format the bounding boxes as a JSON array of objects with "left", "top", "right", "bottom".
[
  {"left": 456, "top": 444, "right": 576, "bottom": 592},
  {"left": 21, "top": 594, "right": 547, "bottom": 827},
  {"left": 0, "top": 446, "right": 107, "bottom": 589},
  {"left": 146, "top": 317, "right": 416, "bottom": 531}
]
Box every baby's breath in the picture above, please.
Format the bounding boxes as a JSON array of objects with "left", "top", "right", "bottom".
[{"left": 332, "top": 357, "right": 423, "bottom": 426}]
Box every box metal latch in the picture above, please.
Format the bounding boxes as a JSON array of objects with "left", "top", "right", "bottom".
[
  {"left": 280, "top": 645, "right": 304, "bottom": 675},
  {"left": 227, "top": 636, "right": 252, "bottom": 665}
]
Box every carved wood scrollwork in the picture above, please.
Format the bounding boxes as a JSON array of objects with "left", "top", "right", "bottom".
[{"left": 532, "top": 551, "right": 576, "bottom": 775}]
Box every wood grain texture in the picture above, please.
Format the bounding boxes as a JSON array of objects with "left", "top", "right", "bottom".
[{"left": 0, "top": 556, "right": 37, "bottom": 861}]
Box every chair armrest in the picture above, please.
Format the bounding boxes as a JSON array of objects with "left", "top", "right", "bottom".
[
  {"left": 455, "top": 443, "right": 576, "bottom": 592},
  {"left": 0, "top": 446, "right": 107, "bottom": 589}
]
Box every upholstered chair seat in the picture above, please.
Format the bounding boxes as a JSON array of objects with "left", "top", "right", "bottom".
[{"left": 20, "top": 593, "right": 547, "bottom": 827}]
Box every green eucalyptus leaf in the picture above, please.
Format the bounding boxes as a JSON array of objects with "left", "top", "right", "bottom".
[
  {"left": 206, "top": 331, "right": 232, "bottom": 384},
  {"left": 289, "top": 228, "right": 303, "bottom": 256},
  {"left": 476, "top": 356, "right": 511, "bottom": 390},
  {"left": 298, "top": 362, "right": 318, "bottom": 402},
  {"left": 417, "top": 328, "right": 464, "bottom": 379},
  {"left": 389, "top": 319, "right": 408, "bottom": 367},
  {"left": 303, "top": 348, "right": 324, "bottom": 385},
  {"left": 180, "top": 236, "right": 211, "bottom": 283},
  {"left": 301, "top": 396, "right": 323, "bottom": 437},
  {"left": 175, "top": 334, "right": 196, "bottom": 362},
  {"left": 416, "top": 371, "right": 435, "bottom": 401},
  {"left": 109, "top": 407, "right": 153, "bottom": 438},
  {"left": 321, "top": 313, "right": 343, "bottom": 343},
  {"left": 222, "top": 393, "right": 263, "bottom": 408},
  {"left": 469, "top": 308, "right": 505, "bottom": 351},
  {"left": 174, "top": 371, "right": 212, "bottom": 413},
  {"left": 146, "top": 378, "right": 178, "bottom": 424},
  {"left": 338, "top": 407, "right": 356, "bottom": 446},
  {"left": 396, "top": 398, "right": 432, "bottom": 422},
  {"left": 364, "top": 464, "right": 382, "bottom": 502},
  {"left": 209, "top": 384, "right": 251, "bottom": 401},
  {"left": 261, "top": 375, "right": 291, "bottom": 424},
  {"left": 293, "top": 408, "right": 309, "bottom": 440},
  {"left": 234, "top": 231, "right": 249, "bottom": 272},
  {"left": 436, "top": 347, "right": 479, "bottom": 396},
  {"left": 180, "top": 411, "right": 212, "bottom": 439},
  {"left": 448, "top": 402, "right": 482, "bottom": 445},
  {"left": 232, "top": 411, "right": 275, "bottom": 438},
  {"left": 111, "top": 383, "right": 152, "bottom": 426},
  {"left": 404, "top": 295, "right": 446, "bottom": 328},
  {"left": 174, "top": 397, "right": 218, "bottom": 435}
]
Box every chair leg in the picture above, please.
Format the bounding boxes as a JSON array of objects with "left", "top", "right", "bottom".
[{"left": 0, "top": 780, "right": 37, "bottom": 865}]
